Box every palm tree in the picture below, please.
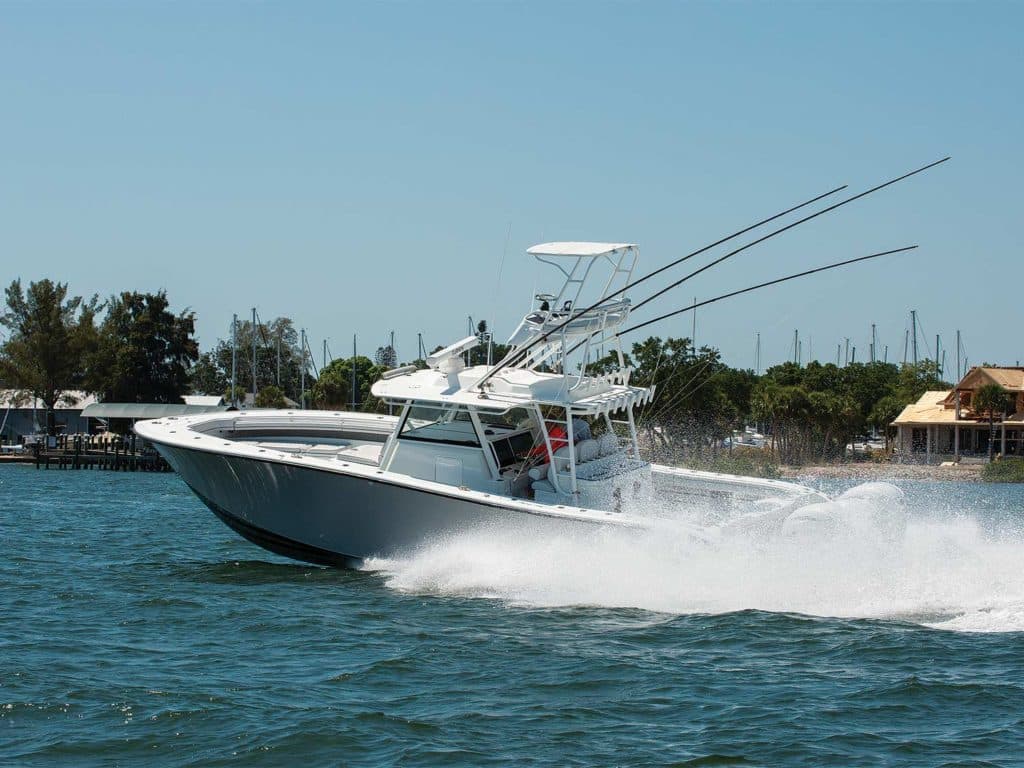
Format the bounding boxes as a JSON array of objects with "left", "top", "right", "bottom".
[{"left": 973, "top": 383, "right": 1010, "bottom": 461}]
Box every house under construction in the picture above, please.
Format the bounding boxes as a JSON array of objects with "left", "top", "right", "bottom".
[{"left": 892, "top": 367, "right": 1024, "bottom": 461}]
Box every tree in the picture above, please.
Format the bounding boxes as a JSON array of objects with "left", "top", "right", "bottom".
[
  {"left": 467, "top": 320, "right": 510, "bottom": 366},
  {"left": 0, "top": 279, "right": 100, "bottom": 433},
  {"left": 311, "top": 356, "right": 387, "bottom": 411},
  {"left": 189, "top": 351, "right": 227, "bottom": 396},
  {"left": 973, "top": 383, "right": 1011, "bottom": 462},
  {"left": 868, "top": 394, "right": 906, "bottom": 451},
  {"left": 374, "top": 344, "right": 398, "bottom": 369},
  {"left": 211, "top": 316, "right": 306, "bottom": 403},
  {"left": 89, "top": 291, "right": 198, "bottom": 403},
  {"left": 894, "top": 360, "right": 949, "bottom": 404},
  {"left": 224, "top": 384, "right": 247, "bottom": 405},
  {"left": 254, "top": 385, "right": 287, "bottom": 409}
]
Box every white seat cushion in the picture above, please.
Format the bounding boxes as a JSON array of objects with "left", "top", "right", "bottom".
[
  {"left": 577, "top": 439, "right": 599, "bottom": 463},
  {"left": 548, "top": 445, "right": 573, "bottom": 485},
  {"left": 598, "top": 433, "right": 618, "bottom": 456}
]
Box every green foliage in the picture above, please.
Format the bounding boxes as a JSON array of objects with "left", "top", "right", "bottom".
[
  {"left": 254, "top": 385, "right": 287, "bottom": 409},
  {"left": 893, "top": 360, "right": 950, "bottom": 402},
  {"left": 374, "top": 345, "right": 398, "bottom": 369},
  {"left": 973, "top": 383, "right": 1012, "bottom": 461},
  {"left": 748, "top": 358, "right": 951, "bottom": 464},
  {"left": 88, "top": 291, "right": 198, "bottom": 403},
  {"left": 467, "top": 320, "right": 510, "bottom": 366},
  {"left": 685, "top": 450, "right": 780, "bottom": 479},
  {"left": 982, "top": 457, "right": 1024, "bottom": 483},
  {"left": 189, "top": 351, "right": 227, "bottom": 396},
  {"left": 224, "top": 384, "right": 247, "bottom": 406},
  {"left": 0, "top": 278, "right": 101, "bottom": 432},
  {"left": 973, "top": 383, "right": 1012, "bottom": 417},
  {"left": 209, "top": 317, "right": 306, "bottom": 404},
  {"left": 311, "top": 356, "right": 387, "bottom": 411}
]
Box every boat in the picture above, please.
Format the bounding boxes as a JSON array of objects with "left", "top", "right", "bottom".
[{"left": 135, "top": 242, "right": 827, "bottom": 566}]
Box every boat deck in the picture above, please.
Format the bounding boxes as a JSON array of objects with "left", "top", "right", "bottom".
[{"left": 252, "top": 441, "right": 383, "bottom": 466}]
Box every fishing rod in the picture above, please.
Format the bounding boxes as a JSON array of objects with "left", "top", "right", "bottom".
[
  {"left": 479, "top": 155, "right": 947, "bottom": 392},
  {"left": 473, "top": 182, "right": 849, "bottom": 392},
  {"left": 620, "top": 246, "right": 916, "bottom": 425},
  {"left": 627, "top": 157, "right": 948, "bottom": 317},
  {"left": 618, "top": 245, "right": 918, "bottom": 340}
]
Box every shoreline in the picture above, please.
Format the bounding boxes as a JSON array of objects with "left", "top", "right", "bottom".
[{"left": 779, "top": 462, "right": 984, "bottom": 482}]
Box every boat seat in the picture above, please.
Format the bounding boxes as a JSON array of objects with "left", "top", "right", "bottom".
[
  {"left": 334, "top": 443, "right": 383, "bottom": 466},
  {"left": 598, "top": 433, "right": 618, "bottom": 456},
  {"left": 526, "top": 441, "right": 629, "bottom": 488},
  {"left": 577, "top": 438, "right": 599, "bottom": 463}
]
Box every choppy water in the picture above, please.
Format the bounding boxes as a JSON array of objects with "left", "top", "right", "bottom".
[{"left": 2, "top": 466, "right": 1023, "bottom": 766}]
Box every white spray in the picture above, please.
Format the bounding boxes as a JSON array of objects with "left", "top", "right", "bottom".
[{"left": 364, "top": 483, "right": 1024, "bottom": 633}]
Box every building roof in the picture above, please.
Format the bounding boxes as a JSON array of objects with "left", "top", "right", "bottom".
[
  {"left": 182, "top": 395, "right": 225, "bottom": 406},
  {"left": 0, "top": 390, "right": 99, "bottom": 411},
  {"left": 961, "top": 367, "right": 1024, "bottom": 392},
  {"left": 81, "top": 402, "right": 235, "bottom": 420},
  {"left": 238, "top": 392, "right": 301, "bottom": 409},
  {"left": 893, "top": 391, "right": 958, "bottom": 426},
  {"left": 894, "top": 389, "right": 1024, "bottom": 426},
  {"left": 526, "top": 242, "right": 636, "bottom": 257}
]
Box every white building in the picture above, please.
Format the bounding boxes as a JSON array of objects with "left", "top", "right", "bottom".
[{"left": 0, "top": 390, "right": 100, "bottom": 441}]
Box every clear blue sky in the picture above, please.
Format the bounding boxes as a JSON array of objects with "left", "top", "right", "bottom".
[{"left": 2, "top": 2, "right": 1021, "bottom": 375}]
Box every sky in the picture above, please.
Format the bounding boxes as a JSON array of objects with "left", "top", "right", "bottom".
[{"left": 2, "top": 2, "right": 1021, "bottom": 376}]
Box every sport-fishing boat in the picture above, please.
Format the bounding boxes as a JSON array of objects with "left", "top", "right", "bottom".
[{"left": 136, "top": 242, "right": 826, "bottom": 566}]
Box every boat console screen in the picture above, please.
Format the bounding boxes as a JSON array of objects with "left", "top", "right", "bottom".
[{"left": 491, "top": 431, "right": 536, "bottom": 468}]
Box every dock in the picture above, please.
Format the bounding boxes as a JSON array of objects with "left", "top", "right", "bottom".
[{"left": 3, "top": 434, "right": 172, "bottom": 472}]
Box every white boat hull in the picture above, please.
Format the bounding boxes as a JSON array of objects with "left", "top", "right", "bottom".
[
  {"left": 156, "top": 440, "right": 606, "bottom": 566},
  {"left": 138, "top": 411, "right": 824, "bottom": 567}
]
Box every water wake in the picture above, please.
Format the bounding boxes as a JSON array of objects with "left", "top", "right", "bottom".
[{"left": 363, "top": 484, "right": 1024, "bottom": 632}]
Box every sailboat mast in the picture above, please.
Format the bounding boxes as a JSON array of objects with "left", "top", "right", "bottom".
[
  {"left": 300, "top": 328, "right": 306, "bottom": 410},
  {"left": 231, "top": 314, "right": 238, "bottom": 406},
  {"left": 251, "top": 307, "right": 257, "bottom": 401},
  {"left": 351, "top": 334, "right": 357, "bottom": 410}
]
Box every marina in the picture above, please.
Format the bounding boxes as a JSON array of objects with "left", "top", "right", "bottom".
[
  {"left": 2, "top": 3, "right": 1022, "bottom": 766},
  {"left": 8, "top": 434, "right": 171, "bottom": 472}
]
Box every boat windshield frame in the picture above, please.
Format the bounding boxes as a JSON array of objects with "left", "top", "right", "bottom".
[{"left": 396, "top": 403, "right": 481, "bottom": 447}]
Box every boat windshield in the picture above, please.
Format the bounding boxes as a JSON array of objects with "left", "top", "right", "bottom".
[
  {"left": 476, "top": 407, "right": 532, "bottom": 432},
  {"left": 399, "top": 404, "right": 480, "bottom": 447}
]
